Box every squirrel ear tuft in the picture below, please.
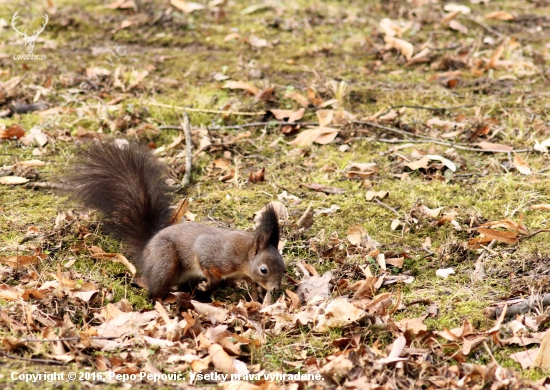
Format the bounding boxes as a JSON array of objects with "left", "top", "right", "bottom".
[{"left": 253, "top": 204, "right": 280, "bottom": 251}]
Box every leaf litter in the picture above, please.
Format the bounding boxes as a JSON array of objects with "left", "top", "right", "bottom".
[{"left": 2, "top": 0, "right": 550, "bottom": 388}]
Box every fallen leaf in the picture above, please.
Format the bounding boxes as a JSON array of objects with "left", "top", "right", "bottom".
[
  {"left": 0, "top": 124, "right": 25, "bottom": 139},
  {"left": 248, "top": 168, "right": 265, "bottom": 183},
  {"left": 379, "top": 336, "right": 407, "bottom": 364},
  {"left": 315, "top": 298, "right": 365, "bottom": 332},
  {"left": 510, "top": 349, "right": 539, "bottom": 369},
  {"left": 513, "top": 153, "right": 531, "bottom": 175},
  {"left": 223, "top": 81, "right": 259, "bottom": 96},
  {"left": 284, "top": 90, "right": 309, "bottom": 108},
  {"left": 379, "top": 18, "right": 402, "bottom": 37},
  {"left": 170, "top": 0, "right": 205, "bottom": 13},
  {"left": 297, "top": 203, "right": 314, "bottom": 230},
  {"left": 395, "top": 316, "right": 427, "bottom": 334},
  {"left": 426, "top": 155, "right": 457, "bottom": 172},
  {"left": 0, "top": 284, "right": 22, "bottom": 300},
  {"left": 484, "top": 11, "right": 514, "bottom": 21},
  {"left": 366, "top": 190, "right": 388, "bottom": 201},
  {"left": 474, "top": 142, "right": 513, "bottom": 151},
  {"left": 0, "top": 176, "right": 29, "bottom": 185},
  {"left": 427, "top": 118, "right": 465, "bottom": 131},
  {"left": 248, "top": 35, "right": 268, "bottom": 48},
  {"left": 405, "top": 156, "right": 430, "bottom": 170},
  {"left": 384, "top": 36, "right": 414, "bottom": 60},
  {"left": 449, "top": 19, "right": 468, "bottom": 34},
  {"left": 533, "top": 330, "right": 550, "bottom": 369},
  {"left": 530, "top": 204, "right": 550, "bottom": 211},
  {"left": 476, "top": 228, "right": 518, "bottom": 245},
  {"left": 488, "top": 45, "right": 504, "bottom": 69}
]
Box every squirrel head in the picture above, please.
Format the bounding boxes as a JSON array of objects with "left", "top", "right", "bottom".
[{"left": 249, "top": 205, "right": 285, "bottom": 291}]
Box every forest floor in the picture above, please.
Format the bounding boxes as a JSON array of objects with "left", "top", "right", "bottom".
[{"left": 1, "top": 0, "right": 550, "bottom": 389}]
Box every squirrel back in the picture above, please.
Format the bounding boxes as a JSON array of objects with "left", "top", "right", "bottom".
[{"left": 65, "top": 141, "right": 173, "bottom": 257}]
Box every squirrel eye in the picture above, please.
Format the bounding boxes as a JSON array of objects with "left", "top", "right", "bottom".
[{"left": 260, "top": 266, "right": 268, "bottom": 275}]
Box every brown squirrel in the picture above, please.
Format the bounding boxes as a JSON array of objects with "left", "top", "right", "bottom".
[{"left": 64, "top": 141, "right": 285, "bottom": 300}]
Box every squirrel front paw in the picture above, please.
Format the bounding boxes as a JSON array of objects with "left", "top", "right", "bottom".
[{"left": 198, "top": 280, "right": 211, "bottom": 292}]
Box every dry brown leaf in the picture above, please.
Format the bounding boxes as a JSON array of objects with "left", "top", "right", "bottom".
[
  {"left": 248, "top": 168, "right": 265, "bottom": 183},
  {"left": 405, "top": 156, "right": 430, "bottom": 170},
  {"left": 284, "top": 90, "right": 309, "bottom": 107},
  {"left": 379, "top": 18, "right": 402, "bottom": 37},
  {"left": 0, "top": 124, "right": 25, "bottom": 139},
  {"left": 170, "top": 0, "right": 205, "bottom": 13},
  {"left": 427, "top": 118, "right": 465, "bottom": 131},
  {"left": 386, "top": 257, "right": 404, "bottom": 268},
  {"left": 297, "top": 202, "right": 314, "bottom": 230},
  {"left": 384, "top": 36, "right": 414, "bottom": 60},
  {"left": 476, "top": 228, "right": 518, "bottom": 245},
  {"left": 530, "top": 204, "right": 550, "bottom": 211},
  {"left": 0, "top": 254, "right": 41, "bottom": 269},
  {"left": 478, "top": 219, "right": 528, "bottom": 235},
  {"left": 91, "top": 253, "right": 136, "bottom": 276},
  {"left": 169, "top": 198, "right": 189, "bottom": 225},
  {"left": 513, "top": 153, "right": 531, "bottom": 175},
  {"left": 488, "top": 45, "right": 504, "bottom": 69},
  {"left": 347, "top": 224, "right": 368, "bottom": 245},
  {"left": 285, "top": 289, "right": 301, "bottom": 310},
  {"left": 379, "top": 335, "right": 407, "bottom": 364},
  {"left": 0, "top": 176, "right": 29, "bottom": 185},
  {"left": 223, "top": 81, "right": 259, "bottom": 96},
  {"left": 533, "top": 330, "right": 550, "bottom": 369},
  {"left": 270, "top": 109, "right": 293, "bottom": 120},
  {"left": 442, "top": 10, "right": 461, "bottom": 24},
  {"left": 484, "top": 11, "right": 514, "bottom": 21},
  {"left": 248, "top": 35, "right": 268, "bottom": 48},
  {"left": 192, "top": 300, "right": 227, "bottom": 323},
  {"left": 366, "top": 190, "right": 388, "bottom": 201},
  {"left": 0, "top": 284, "right": 22, "bottom": 300},
  {"left": 296, "top": 269, "right": 332, "bottom": 304},
  {"left": 315, "top": 298, "right": 365, "bottom": 332},
  {"left": 510, "top": 349, "right": 539, "bottom": 369},
  {"left": 317, "top": 110, "right": 334, "bottom": 128},
  {"left": 288, "top": 108, "right": 306, "bottom": 123},
  {"left": 395, "top": 316, "right": 427, "bottom": 334},
  {"left": 474, "top": 142, "right": 513, "bottom": 151}
]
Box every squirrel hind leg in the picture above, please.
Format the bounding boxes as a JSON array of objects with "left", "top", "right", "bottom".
[{"left": 140, "top": 244, "right": 182, "bottom": 301}]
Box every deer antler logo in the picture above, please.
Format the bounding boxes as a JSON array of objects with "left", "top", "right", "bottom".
[{"left": 11, "top": 11, "right": 49, "bottom": 54}]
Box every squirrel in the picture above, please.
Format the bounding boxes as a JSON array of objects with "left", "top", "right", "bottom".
[{"left": 64, "top": 140, "right": 285, "bottom": 300}]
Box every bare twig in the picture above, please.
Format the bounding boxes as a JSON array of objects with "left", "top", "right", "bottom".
[
  {"left": 467, "top": 16, "right": 504, "bottom": 38},
  {"left": 391, "top": 104, "right": 475, "bottom": 111},
  {"left": 159, "top": 121, "right": 319, "bottom": 131},
  {"left": 372, "top": 198, "right": 401, "bottom": 218},
  {"left": 149, "top": 101, "right": 265, "bottom": 116},
  {"left": 181, "top": 113, "right": 193, "bottom": 188},
  {"left": 354, "top": 121, "right": 532, "bottom": 153},
  {"left": 472, "top": 239, "right": 496, "bottom": 282},
  {"left": 0, "top": 350, "right": 63, "bottom": 365},
  {"left": 20, "top": 336, "right": 119, "bottom": 343}
]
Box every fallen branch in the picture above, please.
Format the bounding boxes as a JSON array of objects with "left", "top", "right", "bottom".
[
  {"left": 181, "top": 113, "right": 193, "bottom": 188},
  {"left": 485, "top": 293, "right": 550, "bottom": 319}
]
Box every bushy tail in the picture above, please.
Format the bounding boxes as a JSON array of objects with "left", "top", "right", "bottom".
[{"left": 65, "top": 141, "right": 174, "bottom": 257}]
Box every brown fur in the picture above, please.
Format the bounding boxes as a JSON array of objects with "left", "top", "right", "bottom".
[{"left": 64, "top": 141, "right": 285, "bottom": 299}]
